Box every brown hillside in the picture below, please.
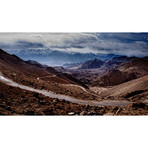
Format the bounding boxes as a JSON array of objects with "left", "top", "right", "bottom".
[
  {"left": 0, "top": 49, "right": 96, "bottom": 100},
  {"left": 91, "top": 57, "right": 148, "bottom": 86}
]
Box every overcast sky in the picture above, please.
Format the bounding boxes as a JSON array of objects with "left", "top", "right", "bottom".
[{"left": 0, "top": 33, "right": 148, "bottom": 56}]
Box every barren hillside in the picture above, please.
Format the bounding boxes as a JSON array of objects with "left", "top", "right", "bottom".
[{"left": 91, "top": 57, "right": 148, "bottom": 86}]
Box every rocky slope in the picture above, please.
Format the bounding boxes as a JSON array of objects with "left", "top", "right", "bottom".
[
  {"left": 1, "top": 81, "right": 148, "bottom": 115},
  {"left": 104, "top": 56, "right": 128, "bottom": 69},
  {"left": 79, "top": 59, "right": 104, "bottom": 69},
  {"left": 99, "top": 75, "right": 148, "bottom": 99},
  {"left": 91, "top": 57, "right": 148, "bottom": 86}
]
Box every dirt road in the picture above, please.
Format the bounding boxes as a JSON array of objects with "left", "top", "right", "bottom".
[{"left": 0, "top": 75, "right": 131, "bottom": 107}]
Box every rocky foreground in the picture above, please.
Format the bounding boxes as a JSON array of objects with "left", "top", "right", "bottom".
[{"left": 0, "top": 82, "right": 148, "bottom": 115}]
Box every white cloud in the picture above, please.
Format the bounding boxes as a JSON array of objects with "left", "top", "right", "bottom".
[
  {"left": 0, "top": 33, "right": 97, "bottom": 46},
  {"left": 50, "top": 47, "right": 104, "bottom": 54}
]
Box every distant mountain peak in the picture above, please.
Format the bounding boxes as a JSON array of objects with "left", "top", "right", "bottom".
[{"left": 80, "top": 58, "right": 104, "bottom": 69}]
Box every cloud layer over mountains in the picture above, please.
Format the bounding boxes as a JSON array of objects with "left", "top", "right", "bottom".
[{"left": 0, "top": 33, "right": 148, "bottom": 57}]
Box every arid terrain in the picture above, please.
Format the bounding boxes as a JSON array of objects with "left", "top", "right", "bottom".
[{"left": 0, "top": 48, "right": 148, "bottom": 115}]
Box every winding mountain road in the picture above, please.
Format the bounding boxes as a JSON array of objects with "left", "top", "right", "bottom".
[
  {"left": 60, "top": 84, "right": 100, "bottom": 97},
  {"left": 0, "top": 75, "right": 131, "bottom": 107}
]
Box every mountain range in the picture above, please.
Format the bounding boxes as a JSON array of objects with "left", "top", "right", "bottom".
[
  {"left": 62, "top": 55, "right": 148, "bottom": 87},
  {"left": 0, "top": 48, "right": 148, "bottom": 115},
  {"left": 5, "top": 48, "right": 121, "bottom": 66}
]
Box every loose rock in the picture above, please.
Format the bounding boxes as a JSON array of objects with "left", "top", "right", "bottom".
[{"left": 68, "top": 112, "right": 75, "bottom": 115}]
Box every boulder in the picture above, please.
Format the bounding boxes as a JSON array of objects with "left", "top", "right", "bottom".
[
  {"left": 80, "top": 111, "right": 87, "bottom": 115},
  {"left": 68, "top": 112, "right": 75, "bottom": 115}
]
